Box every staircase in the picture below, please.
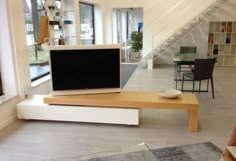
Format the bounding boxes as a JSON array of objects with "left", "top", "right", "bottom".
[{"left": 148, "top": 0, "right": 228, "bottom": 63}]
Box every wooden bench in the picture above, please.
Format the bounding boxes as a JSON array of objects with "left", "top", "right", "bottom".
[{"left": 44, "top": 91, "right": 199, "bottom": 132}]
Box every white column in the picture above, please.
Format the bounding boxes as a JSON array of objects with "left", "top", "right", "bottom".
[{"left": 0, "top": 0, "right": 31, "bottom": 97}]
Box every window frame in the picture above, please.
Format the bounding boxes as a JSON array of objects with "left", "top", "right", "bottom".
[{"left": 79, "top": 2, "right": 95, "bottom": 44}]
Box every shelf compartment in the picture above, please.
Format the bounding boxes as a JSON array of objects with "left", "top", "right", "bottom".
[
  {"left": 224, "top": 55, "right": 235, "bottom": 66},
  {"left": 227, "top": 22, "right": 232, "bottom": 32},
  {"left": 213, "top": 44, "right": 219, "bottom": 55},
  {"left": 214, "top": 33, "right": 225, "bottom": 44},
  {"left": 209, "top": 22, "right": 215, "bottom": 33},
  {"left": 230, "top": 45, "right": 236, "bottom": 55},
  {"left": 221, "top": 22, "right": 227, "bottom": 32},
  {"left": 232, "top": 22, "right": 236, "bottom": 32},
  {"left": 215, "top": 22, "right": 221, "bottom": 32},
  {"left": 226, "top": 33, "right": 231, "bottom": 44},
  {"left": 208, "top": 44, "right": 213, "bottom": 55},
  {"left": 231, "top": 33, "right": 236, "bottom": 43},
  {"left": 224, "top": 44, "right": 231, "bottom": 55},
  {"left": 218, "top": 44, "right": 225, "bottom": 55},
  {"left": 208, "top": 33, "right": 214, "bottom": 44},
  {"left": 216, "top": 55, "right": 224, "bottom": 66}
]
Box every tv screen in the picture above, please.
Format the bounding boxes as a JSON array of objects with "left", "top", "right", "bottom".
[{"left": 49, "top": 45, "right": 121, "bottom": 95}]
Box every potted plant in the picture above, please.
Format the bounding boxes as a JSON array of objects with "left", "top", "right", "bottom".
[{"left": 130, "top": 31, "right": 143, "bottom": 57}]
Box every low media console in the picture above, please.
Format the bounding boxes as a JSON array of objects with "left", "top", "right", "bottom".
[{"left": 17, "top": 91, "right": 199, "bottom": 132}]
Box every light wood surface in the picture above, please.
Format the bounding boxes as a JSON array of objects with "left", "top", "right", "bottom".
[
  {"left": 222, "top": 127, "right": 236, "bottom": 161},
  {"left": 44, "top": 91, "right": 198, "bottom": 109},
  {"left": 227, "top": 146, "right": 236, "bottom": 160},
  {"left": 222, "top": 149, "right": 236, "bottom": 161},
  {"left": 44, "top": 91, "right": 199, "bottom": 132}
]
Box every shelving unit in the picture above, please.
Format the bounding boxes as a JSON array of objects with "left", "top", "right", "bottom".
[
  {"left": 207, "top": 21, "right": 236, "bottom": 66},
  {"left": 44, "top": 0, "right": 76, "bottom": 45}
]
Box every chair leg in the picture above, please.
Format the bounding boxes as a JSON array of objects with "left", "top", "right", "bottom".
[
  {"left": 192, "top": 81, "right": 195, "bottom": 93},
  {"left": 181, "top": 74, "right": 185, "bottom": 92},
  {"left": 211, "top": 77, "right": 215, "bottom": 99},
  {"left": 199, "top": 81, "right": 201, "bottom": 93},
  {"left": 207, "top": 79, "right": 209, "bottom": 92},
  {"left": 176, "top": 80, "right": 177, "bottom": 90},
  {"left": 175, "top": 63, "right": 177, "bottom": 89}
]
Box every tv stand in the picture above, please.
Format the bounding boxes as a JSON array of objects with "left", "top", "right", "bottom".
[
  {"left": 17, "top": 95, "right": 140, "bottom": 125},
  {"left": 17, "top": 91, "right": 199, "bottom": 132}
]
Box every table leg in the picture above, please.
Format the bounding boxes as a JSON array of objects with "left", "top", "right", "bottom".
[{"left": 188, "top": 108, "right": 198, "bottom": 132}]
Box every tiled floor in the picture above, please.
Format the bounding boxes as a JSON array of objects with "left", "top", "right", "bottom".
[{"left": 0, "top": 65, "right": 236, "bottom": 161}]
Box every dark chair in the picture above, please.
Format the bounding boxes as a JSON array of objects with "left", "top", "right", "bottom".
[{"left": 181, "top": 57, "right": 216, "bottom": 99}]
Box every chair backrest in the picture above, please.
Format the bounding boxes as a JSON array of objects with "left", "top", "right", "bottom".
[
  {"left": 194, "top": 58, "right": 216, "bottom": 80},
  {"left": 180, "top": 46, "right": 197, "bottom": 54}
]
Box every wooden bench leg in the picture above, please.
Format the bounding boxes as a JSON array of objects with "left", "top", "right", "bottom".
[{"left": 188, "top": 108, "right": 198, "bottom": 132}]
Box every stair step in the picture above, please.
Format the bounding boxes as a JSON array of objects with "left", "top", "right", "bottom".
[
  {"left": 174, "top": 32, "right": 184, "bottom": 37},
  {"left": 158, "top": 47, "right": 166, "bottom": 52},
  {"left": 166, "top": 39, "right": 176, "bottom": 43}
]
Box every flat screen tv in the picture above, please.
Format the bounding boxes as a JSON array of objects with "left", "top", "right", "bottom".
[{"left": 49, "top": 45, "right": 121, "bottom": 95}]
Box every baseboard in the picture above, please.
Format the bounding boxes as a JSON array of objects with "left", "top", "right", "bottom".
[{"left": 0, "top": 115, "right": 16, "bottom": 130}]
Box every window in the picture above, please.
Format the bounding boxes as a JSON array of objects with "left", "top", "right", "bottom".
[
  {"left": 79, "top": 2, "right": 95, "bottom": 44},
  {"left": 23, "top": 0, "right": 50, "bottom": 81}
]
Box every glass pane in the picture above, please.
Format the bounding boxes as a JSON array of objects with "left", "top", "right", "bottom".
[
  {"left": 23, "top": 0, "right": 50, "bottom": 81},
  {"left": 79, "top": 3, "right": 94, "bottom": 44},
  {"left": 112, "top": 8, "right": 143, "bottom": 63}
]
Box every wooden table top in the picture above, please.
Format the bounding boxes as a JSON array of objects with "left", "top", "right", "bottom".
[{"left": 44, "top": 91, "right": 198, "bottom": 110}]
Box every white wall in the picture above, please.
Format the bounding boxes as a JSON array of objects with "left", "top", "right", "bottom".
[
  {"left": 0, "top": 0, "right": 31, "bottom": 130},
  {"left": 156, "top": 0, "right": 236, "bottom": 64}
]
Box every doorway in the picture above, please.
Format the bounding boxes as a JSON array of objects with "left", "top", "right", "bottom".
[{"left": 112, "top": 8, "right": 143, "bottom": 63}]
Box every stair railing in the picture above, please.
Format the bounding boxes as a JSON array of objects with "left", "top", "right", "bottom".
[{"left": 151, "top": 0, "right": 226, "bottom": 58}]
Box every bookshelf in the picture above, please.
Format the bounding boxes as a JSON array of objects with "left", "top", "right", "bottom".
[
  {"left": 44, "top": 0, "right": 75, "bottom": 45},
  {"left": 207, "top": 21, "right": 236, "bottom": 66}
]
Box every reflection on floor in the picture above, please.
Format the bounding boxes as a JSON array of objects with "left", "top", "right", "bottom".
[
  {"left": 29, "top": 65, "right": 49, "bottom": 80},
  {"left": 121, "top": 63, "right": 137, "bottom": 88}
]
